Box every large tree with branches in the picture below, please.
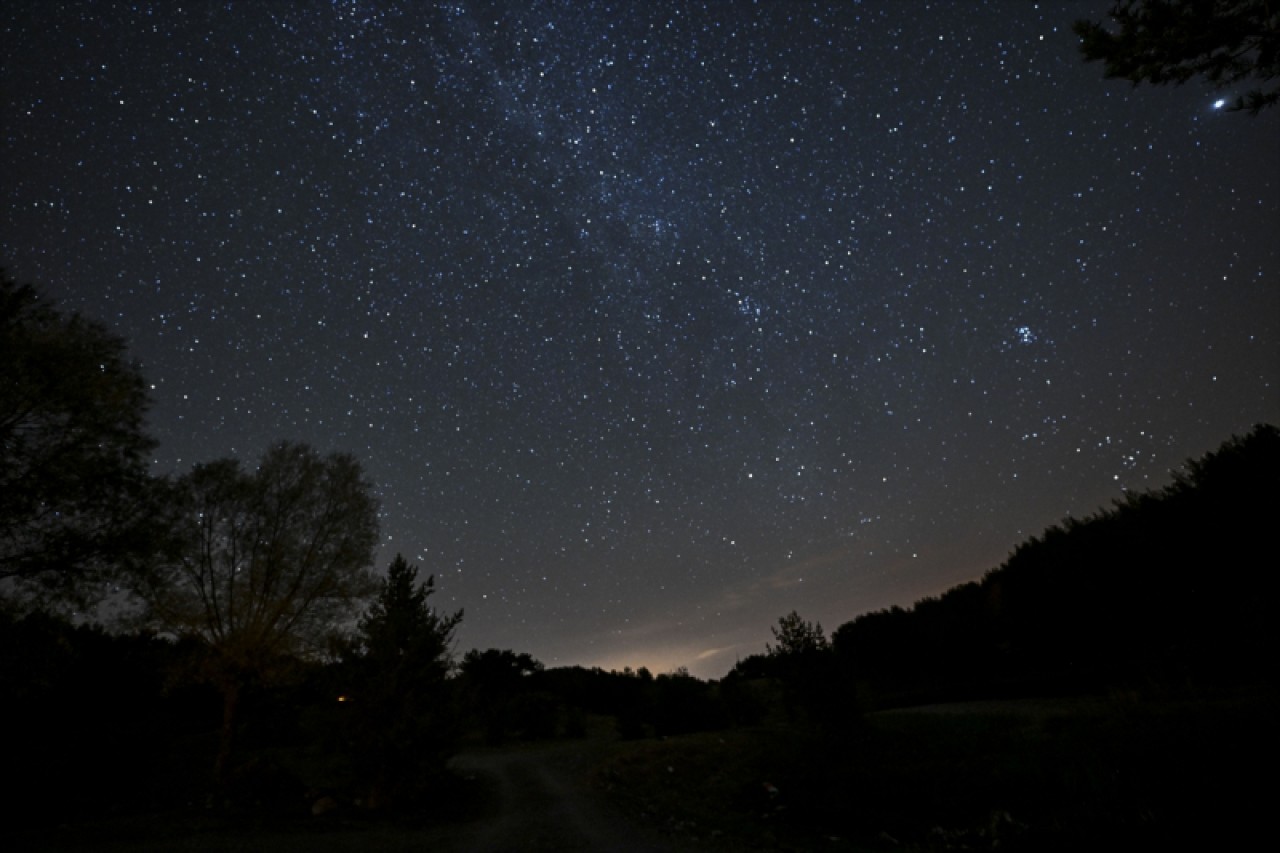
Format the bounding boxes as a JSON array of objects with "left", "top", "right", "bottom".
[
  {"left": 0, "top": 275, "right": 160, "bottom": 609},
  {"left": 136, "top": 441, "right": 379, "bottom": 779}
]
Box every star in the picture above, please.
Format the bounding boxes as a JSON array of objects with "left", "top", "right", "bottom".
[{"left": 1, "top": 0, "right": 1276, "bottom": 678}]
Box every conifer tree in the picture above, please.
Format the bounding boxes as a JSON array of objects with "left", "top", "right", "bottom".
[{"left": 344, "top": 554, "right": 462, "bottom": 808}]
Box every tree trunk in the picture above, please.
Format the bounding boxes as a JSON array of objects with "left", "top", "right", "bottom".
[{"left": 213, "top": 681, "right": 241, "bottom": 784}]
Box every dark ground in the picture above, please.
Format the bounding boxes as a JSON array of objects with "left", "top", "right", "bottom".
[
  {"left": 11, "top": 691, "right": 1274, "bottom": 852},
  {"left": 11, "top": 731, "right": 699, "bottom": 853}
]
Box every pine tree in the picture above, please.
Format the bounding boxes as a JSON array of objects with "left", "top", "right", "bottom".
[{"left": 344, "top": 555, "right": 462, "bottom": 808}]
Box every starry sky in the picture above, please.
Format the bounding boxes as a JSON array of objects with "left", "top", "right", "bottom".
[{"left": 3, "top": 1, "right": 1277, "bottom": 678}]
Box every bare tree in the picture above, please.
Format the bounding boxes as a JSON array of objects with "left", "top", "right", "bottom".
[{"left": 136, "top": 441, "right": 379, "bottom": 779}]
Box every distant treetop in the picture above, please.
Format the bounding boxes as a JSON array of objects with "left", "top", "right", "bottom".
[{"left": 767, "top": 610, "right": 829, "bottom": 658}]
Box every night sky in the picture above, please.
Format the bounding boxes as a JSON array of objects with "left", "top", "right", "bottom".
[{"left": 3, "top": 1, "right": 1277, "bottom": 678}]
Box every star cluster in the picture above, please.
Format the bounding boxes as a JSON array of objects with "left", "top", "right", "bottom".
[{"left": 4, "top": 1, "right": 1277, "bottom": 676}]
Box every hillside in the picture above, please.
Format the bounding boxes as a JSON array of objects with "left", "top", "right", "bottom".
[{"left": 828, "top": 424, "right": 1279, "bottom": 706}]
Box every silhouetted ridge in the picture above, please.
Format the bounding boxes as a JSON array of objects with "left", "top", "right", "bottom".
[{"left": 829, "top": 424, "right": 1279, "bottom": 705}]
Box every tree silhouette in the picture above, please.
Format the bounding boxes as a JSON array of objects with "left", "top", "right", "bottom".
[
  {"left": 341, "top": 554, "right": 462, "bottom": 808},
  {"left": 358, "top": 555, "right": 461, "bottom": 662},
  {"left": 1074, "top": 1, "right": 1280, "bottom": 113},
  {"left": 830, "top": 424, "right": 1279, "bottom": 705},
  {"left": 1, "top": 610, "right": 177, "bottom": 823},
  {"left": 768, "top": 610, "right": 829, "bottom": 658},
  {"left": 460, "top": 647, "right": 544, "bottom": 687},
  {"left": 767, "top": 611, "right": 849, "bottom": 724},
  {"left": 459, "top": 647, "right": 544, "bottom": 743},
  {"left": 0, "top": 275, "right": 160, "bottom": 607},
  {"left": 134, "top": 441, "right": 379, "bottom": 781}
]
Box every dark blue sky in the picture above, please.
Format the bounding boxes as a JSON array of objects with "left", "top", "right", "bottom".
[{"left": 4, "top": 1, "right": 1277, "bottom": 677}]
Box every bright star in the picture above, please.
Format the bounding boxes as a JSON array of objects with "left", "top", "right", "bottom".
[{"left": 1212, "top": 98, "right": 1227, "bottom": 110}]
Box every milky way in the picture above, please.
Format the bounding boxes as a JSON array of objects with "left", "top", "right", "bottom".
[{"left": 4, "top": 1, "right": 1277, "bottom": 676}]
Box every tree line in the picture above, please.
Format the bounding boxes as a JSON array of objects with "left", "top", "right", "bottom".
[
  {"left": 2, "top": 274, "right": 448, "bottom": 812},
  {"left": 5, "top": 271, "right": 1277, "bottom": 824},
  {"left": 733, "top": 423, "right": 1279, "bottom": 715},
  {"left": 0, "top": 274, "right": 742, "bottom": 819}
]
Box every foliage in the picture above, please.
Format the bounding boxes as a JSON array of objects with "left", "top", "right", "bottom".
[
  {"left": 765, "top": 611, "right": 853, "bottom": 727},
  {"left": 1075, "top": 1, "right": 1280, "bottom": 113},
  {"left": 460, "top": 647, "right": 544, "bottom": 684},
  {"left": 338, "top": 554, "right": 462, "bottom": 808},
  {"left": 832, "top": 424, "right": 1280, "bottom": 706},
  {"left": 598, "top": 696, "right": 1275, "bottom": 850},
  {"left": 0, "top": 275, "right": 160, "bottom": 608},
  {"left": 716, "top": 668, "right": 771, "bottom": 726},
  {"left": 357, "top": 554, "right": 462, "bottom": 666},
  {"left": 651, "top": 668, "right": 727, "bottom": 736},
  {"left": 134, "top": 441, "right": 379, "bottom": 778},
  {"left": 0, "top": 610, "right": 179, "bottom": 824},
  {"left": 726, "top": 652, "right": 774, "bottom": 680},
  {"left": 453, "top": 657, "right": 731, "bottom": 742},
  {"left": 459, "top": 647, "right": 545, "bottom": 743},
  {"left": 766, "top": 610, "right": 828, "bottom": 658}
]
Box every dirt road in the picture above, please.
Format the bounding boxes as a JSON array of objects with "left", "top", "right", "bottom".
[
  {"left": 29, "top": 738, "right": 703, "bottom": 852},
  {"left": 447, "top": 740, "right": 690, "bottom": 852}
]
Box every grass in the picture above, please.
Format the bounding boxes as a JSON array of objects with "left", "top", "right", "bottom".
[
  {"left": 5, "top": 726, "right": 497, "bottom": 853},
  {"left": 9, "top": 691, "right": 1272, "bottom": 851},
  {"left": 8, "top": 772, "right": 498, "bottom": 853},
  {"left": 590, "top": 690, "right": 1277, "bottom": 851}
]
